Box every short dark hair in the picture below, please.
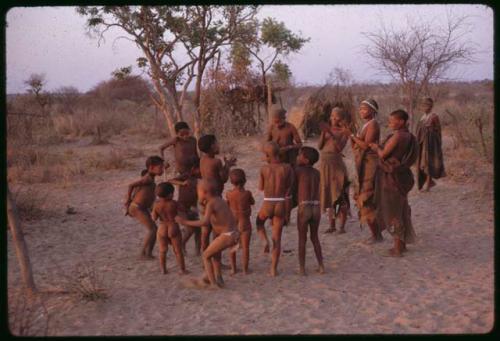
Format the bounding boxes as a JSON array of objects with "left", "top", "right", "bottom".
[
  {"left": 300, "top": 146, "right": 319, "bottom": 165},
  {"left": 156, "top": 182, "right": 174, "bottom": 198},
  {"left": 198, "top": 134, "right": 217, "bottom": 153},
  {"left": 229, "top": 168, "right": 246, "bottom": 186},
  {"left": 141, "top": 169, "right": 148, "bottom": 176},
  {"left": 145, "top": 155, "right": 164, "bottom": 168},
  {"left": 390, "top": 109, "right": 409, "bottom": 122},
  {"left": 174, "top": 121, "right": 190, "bottom": 133}
]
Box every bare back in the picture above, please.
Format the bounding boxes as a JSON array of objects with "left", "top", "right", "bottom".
[
  {"left": 200, "top": 155, "right": 224, "bottom": 195},
  {"left": 259, "top": 162, "right": 294, "bottom": 198},
  {"left": 226, "top": 188, "right": 254, "bottom": 218},
  {"left": 153, "top": 199, "right": 179, "bottom": 224},
  {"left": 174, "top": 137, "right": 198, "bottom": 172},
  {"left": 295, "top": 166, "right": 320, "bottom": 202}
]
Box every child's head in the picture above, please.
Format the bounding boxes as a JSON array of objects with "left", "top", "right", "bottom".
[
  {"left": 175, "top": 121, "right": 191, "bottom": 140},
  {"left": 144, "top": 155, "right": 165, "bottom": 176},
  {"left": 388, "top": 109, "right": 409, "bottom": 130},
  {"left": 330, "top": 107, "right": 347, "bottom": 126},
  {"left": 229, "top": 168, "right": 246, "bottom": 187},
  {"left": 270, "top": 106, "right": 287, "bottom": 127},
  {"left": 359, "top": 99, "right": 378, "bottom": 119},
  {"left": 421, "top": 97, "right": 434, "bottom": 113},
  {"left": 197, "top": 179, "right": 218, "bottom": 201},
  {"left": 198, "top": 134, "right": 219, "bottom": 154},
  {"left": 297, "top": 146, "right": 319, "bottom": 166},
  {"left": 262, "top": 141, "right": 280, "bottom": 163},
  {"left": 156, "top": 182, "right": 175, "bottom": 199}
]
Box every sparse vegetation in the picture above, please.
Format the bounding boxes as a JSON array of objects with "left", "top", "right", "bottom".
[
  {"left": 60, "top": 262, "right": 108, "bottom": 302},
  {"left": 8, "top": 289, "right": 50, "bottom": 336}
]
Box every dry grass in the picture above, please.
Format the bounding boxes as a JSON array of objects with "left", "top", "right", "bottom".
[
  {"left": 8, "top": 289, "right": 50, "bottom": 336},
  {"left": 11, "top": 186, "right": 50, "bottom": 222},
  {"left": 60, "top": 262, "right": 108, "bottom": 302}
]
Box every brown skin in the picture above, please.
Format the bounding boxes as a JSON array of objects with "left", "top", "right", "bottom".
[
  {"left": 151, "top": 196, "right": 187, "bottom": 274},
  {"left": 176, "top": 180, "right": 239, "bottom": 289},
  {"left": 226, "top": 186, "right": 255, "bottom": 275},
  {"left": 168, "top": 167, "right": 202, "bottom": 255},
  {"left": 295, "top": 151, "right": 325, "bottom": 275},
  {"left": 125, "top": 163, "right": 165, "bottom": 259},
  {"left": 369, "top": 115, "right": 408, "bottom": 257},
  {"left": 159, "top": 129, "right": 198, "bottom": 174},
  {"left": 199, "top": 140, "right": 237, "bottom": 251},
  {"left": 318, "top": 110, "right": 349, "bottom": 233},
  {"left": 340, "top": 104, "right": 382, "bottom": 242},
  {"left": 256, "top": 143, "right": 295, "bottom": 276}
]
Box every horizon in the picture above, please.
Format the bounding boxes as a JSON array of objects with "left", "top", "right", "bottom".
[{"left": 6, "top": 5, "right": 493, "bottom": 95}]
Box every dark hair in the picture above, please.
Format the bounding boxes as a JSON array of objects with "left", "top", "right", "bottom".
[
  {"left": 143, "top": 155, "right": 164, "bottom": 174},
  {"left": 141, "top": 169, "right": 148, "bottom": 176},
  {"left": 229, "top": 168, "right": 246, "bottom": 186},
  {"left": 300, "top": 146, "right": 319, "bottom": 165},
  {"left": 174, "top": 121, "right": 190, "bottom": 133},
  {"left": 390, "top": 109, "right": 409, "bottom": 122},
  {"left": 156, "top": 182, "right": 174, "bottom": 198},
  {"left": 198, "top": 134, "right": 217, "bottom": 153}
]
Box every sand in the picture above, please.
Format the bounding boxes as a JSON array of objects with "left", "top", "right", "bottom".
[{"left": 7, "top": 134, "right": 494, "bottom": 335}]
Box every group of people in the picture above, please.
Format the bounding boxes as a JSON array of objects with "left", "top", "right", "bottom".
[{"left": 124, "top": 96, "right": 446, "bottom": 289}]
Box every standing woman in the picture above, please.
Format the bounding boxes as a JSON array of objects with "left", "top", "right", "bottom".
[
  {"left": 416, "top": 97, "right": 446, "bottom": 191},
  {"left": 340, "top": 99, "right": 383, "bottom": 243},
  {"left": 318, "top": 107, "right": 351, "bottom": 234}
]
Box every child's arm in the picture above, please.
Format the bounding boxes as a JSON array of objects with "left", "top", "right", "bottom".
[
  {"left": 249, "top": 191, "right": 255, "bottom": 206},
  {"left": 318, "top": 131, "right": 326, "bottom": 150},
  {"left": 285, "top": 166, "right": 296, "bottom": 198},
  {"left": 258, "top": 168, "right": 265, "bottom": 192},
  {"left": 151, "top": 204, "right": 159, "bottom": 221},
  {"left": 166, "top": 175, "right": 188, "bottom": 187},
  {"left": 125, "top": 176, "right": 150, "bottom": 207},
  {"left": 220, "top": 158, "right": 236, "bottom": 183},
  {"left": 176, "top": 201, "right": 212, "bottom": 227},
  {"left": 159, "top": 137, "right": 177, "bottom": 158}
]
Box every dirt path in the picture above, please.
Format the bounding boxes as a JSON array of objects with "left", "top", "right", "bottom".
[{"left": 7, "top": 135, "right": 494, "bottom": 335}]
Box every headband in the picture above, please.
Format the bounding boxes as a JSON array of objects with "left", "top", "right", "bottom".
[{"left": 361, "top": 100, "right": 378, "bottom": 113}]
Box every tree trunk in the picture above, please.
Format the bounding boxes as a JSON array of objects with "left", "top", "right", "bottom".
[
  {"left": 7, "top": 187, "right": 37, "bottom": 294},
  {"left": 158, "top": 104, "right": 176, "bottom": 137},
  {"left": 267, "top": 78, "right": 273, "bottom": 127}
]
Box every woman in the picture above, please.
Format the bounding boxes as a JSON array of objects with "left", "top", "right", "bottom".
[{"left": 318, "top": 107, "right": 351, "bottom": 234}]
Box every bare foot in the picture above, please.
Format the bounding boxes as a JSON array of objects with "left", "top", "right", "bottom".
[
  {"left": 324, "top": 227, "right": 336, "bottom": 234},
  {"left": 230, "top": 268, "right": 238, "bottom": 276},
  {"left": 220, "top": 263, "right": 231, "bottom": 270},
  {"left": 298, "top": 268, "right": 307, "bottom": 276},
  {"left": 216, "top": 276, "right": 225, "bottom": 288},
  {"left": 243, "top": 269, "right": 252, "bottom": 275},
  {"left": 381, "top": 248, "right": 403, "bottom": 257},
  {"left": 317, "top": 265, "right": 325, "bottom": 274},
  {"left": 364, "top": 236, "right": 383, "bottom": 244},
  {"left": 162, "top": 269, "right": 169, "bottom": 275},
  {"left": 139, "top": 254, "right": 155, "bottom": 260},
  {"left": 263, "top": 244, "right": 270, "bottom": 254},
  {"left": 179, "top": 269, "right": 189, "bottom": 275},
  {"left": 336, "top": 229, "right": 346, "bottom": 235},
  {"left": 269, "top": 268, "right": 278, "bottom": 277}
]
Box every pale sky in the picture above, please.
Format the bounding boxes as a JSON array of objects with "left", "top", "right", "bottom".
[{"left": 5, "top": 5, "right": 493, "bottom": 94}]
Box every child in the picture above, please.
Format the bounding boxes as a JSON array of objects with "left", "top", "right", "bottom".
[
  {"left": 176, "top": 179, "right": 240, "bottom": 289},
  {"left": 340, "top": 99, "right": 382, "bottom": 243},
  {"left": 125, "top": 156, "right": 165, "bottom": 259},
  {"left": 416, "top": 97, "right": 446, "bottom": 191},
  {"left": 225, "top": 168, "right": 255, "bottom": 275},
  {"left": 151, "top": 182, "right": 187, "bottom": 274},
  {"left": 294, "top": 147, "right": 325, "bottom": 275},
  {"left": 159, "top": 121, "right": 199, "bottom": 175},
  {"left": 256, "top": 141, "right": 294, "bottom": 277},
  {"left": 197, "top": 134, "right": 237, "bottom": 251},
  {"left": 167, "top": 156, "right": 202, "bottom": 256},
  {"left": 369, "top": 109, "right": 418, "bottom": 257},
  {"left": 318, "top": 107, "right": 351, "bottom": 234}
]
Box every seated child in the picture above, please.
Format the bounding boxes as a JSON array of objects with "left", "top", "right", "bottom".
[
  {"left": 225, "top": 168, "right": 255, "bottom": 275},
  {"left": 167, "top": 156, "right": 202, "bottom": 256},
  {"left": 151, "top": 182, "right": 187, "bottom": 274},
  {"left": 125, "top": 156, "right": 166, "bottom": 260},
  {"left": 256, "top": 141, "right": 294, "bottom": 277},
  {"left": 176, "top": 179, "right": 240, "bottom": 289},
  {"left": 159, "top": 121, "right": 198, "bottom": 175},
  {"left": 197, "top": 134, "right": 237, "bottom": 251},
  {"left": 294, "top": 147, "right": 325, "bottom": 275}
]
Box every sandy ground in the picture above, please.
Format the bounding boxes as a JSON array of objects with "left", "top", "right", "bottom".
[{"left": 7, "top": 133, "right": 494, "bottom": 335}]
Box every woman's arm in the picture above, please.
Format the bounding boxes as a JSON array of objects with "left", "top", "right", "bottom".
[
  {"left": 369, "top": 134, "right": 398, "bottom": 159},
  {"left": 318, "top": 131, "right": 326, "bottom": 150},
  {"left": 176, "top": 201, "right": 212, "bottom": 227}
]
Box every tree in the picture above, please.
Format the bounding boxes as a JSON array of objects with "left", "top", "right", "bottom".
[
  {"left": 241, "top": 17, "right": 309, "bottom": 124},
  {"left": 77, "top": 6, "right": 258, "bottom": 137},
  {"left": 54, "top": 86, "right": 80, "bottom": 114},
  {"left": 363, "top": 12, "right": 476, "bottom": 130},
  {"left": 24, "top": 73, "right": 50, "bottom": 114}
]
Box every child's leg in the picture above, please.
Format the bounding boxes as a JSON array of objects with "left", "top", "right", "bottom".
[
  {"left": 241, "top": 230, "right": 251, "bottom": 274},
  {"left": 230, "top": 248, "right": 237, "bottom": 275},
  {"left": 270, "top": 216, "right": 284, "bottom": 277},
  {"left": 337, "top": 204, "right": 347, "bottom": 234},
  {"left": 202, "top": 236, "right": 234, "bottom": 288},
  {"left": 212, "top": 251, "right": 224, "bottom": 285},
  {"left": 201, "top": 225, "right": 212, "bottom": 251},
  {"left": 131, "top": 205, "right": 158, "bottom": 258},
  {"left": 256, "top": 207, "right": 270, "bottom": 253},
  {"left": 157, "top": 225, "right": 169, "bottom": 274},
  {"left": 297, "top": 208, "right": 308, "bottom": 276},
  {"left": 169, "top": 224, "right": 187, "bottom": 274},
  {"left": 194, "top": 228, "right": 201, "bottom": 256},
  {"left": 309, "top": 209, "right": 324, "bottom": 273},
  {"left": 181, "top": 226, "right": 194, "bottom": 253}
]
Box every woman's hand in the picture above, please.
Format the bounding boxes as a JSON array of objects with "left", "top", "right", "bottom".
[{"left": 368, "top": 143, "right": 379, "bottom": 152}]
